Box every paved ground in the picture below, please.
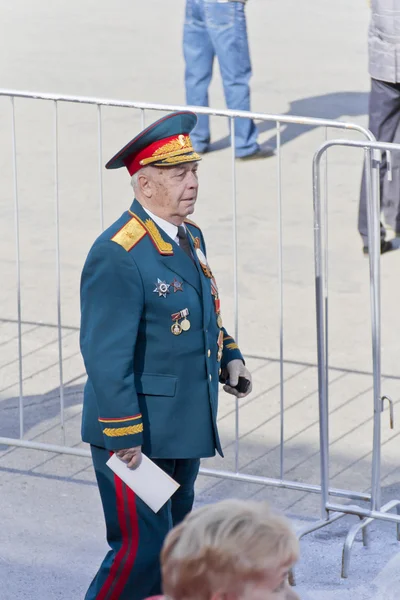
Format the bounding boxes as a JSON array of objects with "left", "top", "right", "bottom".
[{"left": 0, "top": 0, "right": 400, "bottom": 598}]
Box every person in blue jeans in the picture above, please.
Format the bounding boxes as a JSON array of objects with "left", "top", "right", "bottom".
[{"left": 183, "top": 0, "right": 270, "bottom": 159}]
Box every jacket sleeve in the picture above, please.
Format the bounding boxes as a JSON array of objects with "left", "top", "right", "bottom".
[
  {"left": 220, "top": 327, "right": 244, "bottom": 369},
  {"left": 80, "top": 240, "right": 144, "bottom": 450}
]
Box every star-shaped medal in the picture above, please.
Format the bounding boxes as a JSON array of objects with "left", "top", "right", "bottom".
[
  {"left": 153, "top": 278, "right": 171, "bottom": 298},
  {"left": 171, "top": 278, "right": 183, "bottom": 293}
]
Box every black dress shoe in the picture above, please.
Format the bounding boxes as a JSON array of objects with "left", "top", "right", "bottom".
[
  {"left": 363, "top": 240, "right": 394, "bottom": 255},
  {"left": 237, "top": 147, "right": 275, "bottom": 161}
]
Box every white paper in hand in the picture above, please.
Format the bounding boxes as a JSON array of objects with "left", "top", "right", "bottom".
[{"left": 106, "top": 453, "right": 180, "bottom": 513}]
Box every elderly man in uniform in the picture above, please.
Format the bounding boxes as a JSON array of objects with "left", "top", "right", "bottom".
[{"left": 80, "top": 111, "right": 252, "bottom": 600}]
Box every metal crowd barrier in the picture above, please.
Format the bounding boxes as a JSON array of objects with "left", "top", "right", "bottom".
[
  {"left": 306, "top": 138, "right": 400, "bottom": 578},
  {"left": 0, "top": 90, "right": 394, "bottom": 578}
]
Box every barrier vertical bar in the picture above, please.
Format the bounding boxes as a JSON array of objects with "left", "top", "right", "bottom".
[
  {"left": 312, "top": 150, "right": 330, "bottom": 519},
  {"left": 230, "top": 116, "right": 240, "bottom": 473},
  {"left": 53, "top": 101, "right": 65, "bottom": 442},
  {"left": 97, "top": 105, "right": 104, "bottom": 232},
  {"left": 365, "top": 148, "right": 382, "bottom": 511},
  {"left": 231, "top": 118, "right": 238, "bottom": 343},
  {"left": 277, "top": 121, "right": 284, "bottom": 480},
  {"left": 11, "top": 96, "right": 24, "bottom": 439},
  {"left": 323, "top": 128, "right": 329, "bottom": 407}
]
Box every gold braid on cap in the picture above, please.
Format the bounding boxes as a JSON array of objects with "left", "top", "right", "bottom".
[
  {"left": 156, "top": 152, "right": 201, "bottom": 165},
  {"left": 140, "top": 134, "right": 196, "bottom": 166}
]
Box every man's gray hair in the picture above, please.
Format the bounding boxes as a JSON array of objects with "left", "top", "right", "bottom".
[
  {"left": 131, "top": 166, "right": 153, "bottom": 192},
  {"left": 131, "top": 172, "right": 139, "bottom": 192}
]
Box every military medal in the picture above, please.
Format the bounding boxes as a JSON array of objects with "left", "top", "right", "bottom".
[
  {"left": 154, "top": 278, "right": 170, "bottom": 298},
  {"left": 181, "top": 318, "right": 190, "bottom": 331},
  {"left": 214, "top": 297, "right": 222, "bottom": 328},
  {"left": 171, "top": 278, "right": 183, "bottom": 293},
  {"left": 171, "top": 320, "right": 182, "bottom": 336},
  {"left": 180, "top": 308, "right": 191, "bottom": 331},
  {"left": 171, "top": 308, "right": 191, "bottom": 334}
]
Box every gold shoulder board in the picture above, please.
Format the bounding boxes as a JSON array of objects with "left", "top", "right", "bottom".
[
  {"left": 111, "top": 216, "right": 147, "bottom": 251},
  {"left": 184, "top": 218, "right": 201, "bottom": 231},
  {"left": 130, "top": 212, "right": 174, "bottom": 255}
]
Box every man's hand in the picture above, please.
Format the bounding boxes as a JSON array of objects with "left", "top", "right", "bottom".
[
  {"left": 115, "top": 446, "right": 142, "bottom": 469},
  {"left": 223, "top": 359, "right": 252, "bottom": 398}
]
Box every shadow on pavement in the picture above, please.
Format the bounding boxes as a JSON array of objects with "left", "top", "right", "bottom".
[{"left": 207, "top": 91, "right": 369, "bottom": 153}]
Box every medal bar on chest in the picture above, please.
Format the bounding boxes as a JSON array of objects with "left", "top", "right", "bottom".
[
  {"left": 211, "top": 276, "right": 223, "bottom": 329},
  {"left": 171, "top": 308, "right": 191, "bottom": 335}
]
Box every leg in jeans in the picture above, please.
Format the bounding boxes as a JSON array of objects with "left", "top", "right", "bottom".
[
  {"left": 358, "top": 78, "right": 400, "bottom": 247},
  {"left": 205, "top": 1, "right": 258, "bottom": 157},
  {"left": 183, "top": 0, "right": 215, "bottom": 152}
]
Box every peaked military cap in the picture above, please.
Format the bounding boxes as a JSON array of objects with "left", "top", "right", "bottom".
[{"left": 105, "top": 111, "right": 201, "bottom": 175}]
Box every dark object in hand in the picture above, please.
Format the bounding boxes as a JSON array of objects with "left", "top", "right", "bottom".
[
  {"left": 232, "top": 376, "right": 251, "bottom": 394},
  {"left": 219, "top": 369, "right": 251, "bottom": 394}
]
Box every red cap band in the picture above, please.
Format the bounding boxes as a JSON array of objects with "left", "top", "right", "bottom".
[{"left": 123, "top": 134, "right": 194, "bottom": 175}]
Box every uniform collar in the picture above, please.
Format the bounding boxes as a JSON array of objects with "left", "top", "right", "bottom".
[
  {"left": 128, "top": 199, "right": 188, "bottom": 255},
  {"left": 142, "top": 207, "right": 178, "bottom": 241}
]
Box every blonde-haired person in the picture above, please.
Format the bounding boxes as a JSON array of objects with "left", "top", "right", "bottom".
[{"left": 154, "top": 499, "right": 300, "bottom": 600}]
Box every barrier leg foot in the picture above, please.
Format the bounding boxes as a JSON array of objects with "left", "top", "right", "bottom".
[
  {"left": 379, "top": 499, "right": 400, "bottom": 541},
  {"left": 342, "top": 517, "right": 373, "bottom": 579},
  {"left": 291, "top": 512, "right": 347, "bottom": 586},
  {"left": 362, "top": 519, "right": 369, "bottom": 548},
  {"left": 341, "top": 499, "right": 400, "bottom": 579}
]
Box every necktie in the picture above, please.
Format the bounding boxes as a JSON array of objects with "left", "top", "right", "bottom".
[{"left": 177, "top": 225, "right": 194, "bottom": 261}]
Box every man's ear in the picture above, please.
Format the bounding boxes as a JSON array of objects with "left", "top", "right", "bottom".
[{"left": 137, "top": 171, "right": 153, "bottom": 199}]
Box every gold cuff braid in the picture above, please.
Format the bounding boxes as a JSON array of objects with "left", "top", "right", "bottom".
[
  {"left": 103, "top": 424, "right": 144, "bottom": 437},
  {"left": 226, "top": 342, "right": 239, "bottom": 351}
]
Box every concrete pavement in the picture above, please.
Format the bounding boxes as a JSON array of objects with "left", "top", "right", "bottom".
[{"left": 0, "top": 1, "right": 399, "bottom": 598}]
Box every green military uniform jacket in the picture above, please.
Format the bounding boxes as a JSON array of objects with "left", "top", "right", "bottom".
[{"left": 80, "top": 199, "right": 243, "bottom": 459}]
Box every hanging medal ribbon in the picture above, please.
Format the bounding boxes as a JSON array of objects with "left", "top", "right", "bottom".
[
  {"left": 196, "top": 248, "right": 213, "bottom": 278},
  {"left": 187, "top": 228, "right": 222, "bottom": 327},
  {"left": 210, "top": 277, "right": 222, "bottom": 328},
  {"left": 214, "top": 297, "right": 222, "bottom": 328},
  {"left": 217, "top": 330, "right": 224, "bottom": 362},
  {"left": 186, "top": 228, "right": 213, "bottom": 279},
  {"left": 211, "top": 277, "right": 218, "bottom": 296},
  {"left": 171, "top": 308, "right": 191, "bottom": 334}
]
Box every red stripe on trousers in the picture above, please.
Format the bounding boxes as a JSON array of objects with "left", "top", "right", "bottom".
[
  {"left": 110, "top": 484, "right": 140, "bottom": 598},
  {"left": 97, "top": 471, "right": 130, "bottom": 600}
]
